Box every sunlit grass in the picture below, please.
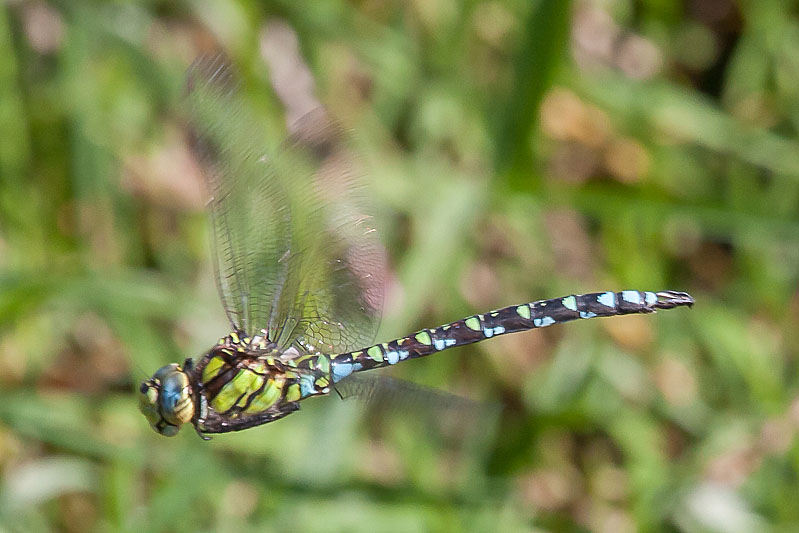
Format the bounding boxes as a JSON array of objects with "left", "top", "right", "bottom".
[{"left": 1, "top": 1, "right": 798, "bottom": 531}]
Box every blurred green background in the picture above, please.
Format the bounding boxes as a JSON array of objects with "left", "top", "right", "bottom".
[{"left": 1, "top": 0, "right": 798, "bottom": 531}]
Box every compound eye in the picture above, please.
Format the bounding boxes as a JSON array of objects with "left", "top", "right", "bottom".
[
  {"left": 139, "top": 364, "right": 192, "bottom": 434},
  {"left": 159, "top": 371, "right": 194, "bottom": 426},
  {"left": 161, "top": 373, "right": 189, "bottom": 411},
  {"left": 153, "top": 363, "right": 180, "bottom": 382}
]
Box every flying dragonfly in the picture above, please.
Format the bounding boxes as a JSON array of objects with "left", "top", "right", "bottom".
[{"left": 138, "top": 57, "right": 694, "bottom": 438}]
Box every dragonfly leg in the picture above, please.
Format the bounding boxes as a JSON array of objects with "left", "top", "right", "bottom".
[{"left": 194, "top": 426, "right": 212, "bottom": 441}]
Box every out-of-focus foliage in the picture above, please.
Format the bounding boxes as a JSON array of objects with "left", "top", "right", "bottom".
[{"left": 1, "top": 0, "right": 797, "bottom": 531}]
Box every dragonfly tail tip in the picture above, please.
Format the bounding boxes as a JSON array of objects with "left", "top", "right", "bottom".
[{"left": 654, "top": 290, "right": 695, "bottom": 309}]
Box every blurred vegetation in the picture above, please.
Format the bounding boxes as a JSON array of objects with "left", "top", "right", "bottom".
[{"left": 1, "top": 0, "right": 798, "bottom": 531}]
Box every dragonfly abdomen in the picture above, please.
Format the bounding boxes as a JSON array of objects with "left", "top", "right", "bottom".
[{"left": 330, "top": 290, "right": 693, "bottom": 382}]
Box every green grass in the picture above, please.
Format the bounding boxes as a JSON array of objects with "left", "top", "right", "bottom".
[{"left": 1, "top": 1, "right": 798, "bottom": 531}]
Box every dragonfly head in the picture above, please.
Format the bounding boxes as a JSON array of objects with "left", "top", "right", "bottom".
[{"left": 138, "top": 363, "right": 195, "bottom": 436}]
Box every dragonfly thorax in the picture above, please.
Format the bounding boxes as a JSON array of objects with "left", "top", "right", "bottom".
[{"left": 138, "top": 363, "right": 195, "bottom": 437}]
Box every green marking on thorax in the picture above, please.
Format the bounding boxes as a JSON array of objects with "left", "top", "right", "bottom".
[
  {"left": 202, "top": 356, "right": 226, "bottom": 383},
  {"left": 516, "top": 305, "right": 531, "bottom": 319},
  {"left": 212, "top": 369, "right": 263, "bottom": 412},
  {"left": 244, "top": 377, "right": 283, "bottom": 413},
  {"left": 415, "top": 331, "right": 432, "bottom": 345},
  {"left": 562, "top": 295, "right": 577, "bottom": 311},
  {"left": 286, "top": 383, "right": 301, "bottom": 402},
  {"left": 233, "top": 369, "right": 261, "bottom": 394}
]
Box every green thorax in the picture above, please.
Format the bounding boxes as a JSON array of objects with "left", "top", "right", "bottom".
[{"left": 195, "top": 332, "right": 333, "bottom": 418}]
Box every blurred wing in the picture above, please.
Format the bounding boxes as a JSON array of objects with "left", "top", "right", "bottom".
[
  {"left": 333, "top": 373, "right": 496, "bottom": 431},
  {"left": 186, "top": 57, "right": 384, "bottom": 353},
  {"left": 186, "top": 57, "right": 290, "bottom": 335},
  {"left": 265, "top": 111, "right": 385, "bottom": 354}
]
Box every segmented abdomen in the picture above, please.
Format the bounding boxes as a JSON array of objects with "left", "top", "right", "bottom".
[{"left": 329, "top": 290, "right": 693, "bottom": 382}]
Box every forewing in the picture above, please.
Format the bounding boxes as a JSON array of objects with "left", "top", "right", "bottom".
[
  {"left": 185, "top": 57, "right": 384, "bottom": 352},
  {"left": 266, "top": 111, "right": 385, "bottom": 354},
  {"left": 186, "top": 57, "right": 291, "bottom": 334}
]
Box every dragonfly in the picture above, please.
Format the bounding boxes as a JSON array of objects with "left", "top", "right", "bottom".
[{"left": 138, "top": 57, "right": 694, "bottom": 438}]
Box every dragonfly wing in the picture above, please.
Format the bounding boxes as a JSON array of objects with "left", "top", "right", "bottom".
[
  {"left": 333, "top": 373, "right": 497, "bottom": 431},
  {"left": 186, "top": 57, "right": 384, "bottom": 351},
  {"left": 186, "top": 57, "right": 290, "bottom": 334},
  {"left": 266, "top": 111, "right": 385, "bottom": 354}
]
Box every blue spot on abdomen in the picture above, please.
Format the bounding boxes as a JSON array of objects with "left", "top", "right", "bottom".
[
  {"left": 597, "top": 292, "right": 616, "bottom": 308},
  {"left": 622, "top": 291, "right": 641, "bottom": 305},
  {"left": 534, "top": 316, "right": 555, "bottom": 328}
]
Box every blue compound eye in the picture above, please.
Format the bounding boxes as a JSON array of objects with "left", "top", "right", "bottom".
[
  {"left": 156, "top": 368, "right": 194, "bottom": 427},
  {"left": 160, "top": 372, "right": 186, "bottom": 411},
  {"left": 138, "top": 363, "right": 193, "bottom": 435}
]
